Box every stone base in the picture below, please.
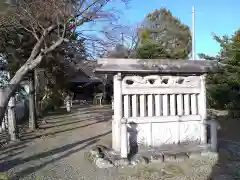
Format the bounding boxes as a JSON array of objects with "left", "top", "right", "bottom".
[{"left": 86, "top": 144, "right": 218, "bottom": 169}]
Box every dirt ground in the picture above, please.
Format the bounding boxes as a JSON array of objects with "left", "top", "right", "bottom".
[{"left": 0, "top": 106, "right": 240, "bottom": 180}]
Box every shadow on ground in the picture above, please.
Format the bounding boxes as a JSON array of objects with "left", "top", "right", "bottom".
[
  {"left": 0, "top": 105, "right": 113, "bottom": 179},
  {"left": 0, "top": 131, "right": 111, "bottom": 179}
]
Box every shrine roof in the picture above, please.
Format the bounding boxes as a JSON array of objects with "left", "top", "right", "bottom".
[{"left": 94, "top": 58, "right": 219, "bottom": 74}]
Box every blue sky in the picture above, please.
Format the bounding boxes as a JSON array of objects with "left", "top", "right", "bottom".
[{"left": 115, "top": 0, "right": 239, "bottom": 57}]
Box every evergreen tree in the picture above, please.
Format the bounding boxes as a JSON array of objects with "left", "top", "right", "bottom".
[
  {"left": 137, "top": 8, "right": 192, "bottom": 59},
  {"left": 199, "top": 30, "right": 240, "bottom": 113}
]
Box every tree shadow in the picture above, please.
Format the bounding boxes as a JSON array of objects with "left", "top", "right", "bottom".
[
  {"left": 0, "top": 131, "right": 111, "bottom": 175},
  {"left": 42, "top": 106, "right": 112, "bottom": 122},
  {"left": 20, "top": 120, "right": 111, "bottom": 142},
  {"left": 40, "top": 112, "right": 112, "bottom": 130},
  {"left": 18, "top": 105, "right": 112, "bottom": 141},
  {"left": 0, "top": 106, "right": 112, "bottom": 158},
  {"left": 0, "top": 150, "right": 24, "bottom": 162},
  {"left": 12, "top": 140, "right": 98, "bottom": 179},
  {"left": 0, "top": 142, "right": 28, "bottom": 154}
]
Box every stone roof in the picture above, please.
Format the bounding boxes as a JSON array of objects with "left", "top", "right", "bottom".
[{"left": 95, "top": 58, "right": 220, "bottom": 74}]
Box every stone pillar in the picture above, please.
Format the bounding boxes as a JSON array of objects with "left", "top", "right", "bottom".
[
  {"left": 0, "top": 89, "right": 6, "bottom": 133},
  {"left": 8, "top": 96, "right": 17, "bottom": 141},
  {"left": 29, "top": 75, "right": 36, "bottom": 130},
  {"left": 210, "top": 120, "right": 217, "bottom": 152},
  {"left": 199, "top": 74, "right": 207, "bottom": 145},
  {"left": 120, "top": 118, "right": 128, "bottom": 158},
  {"left": 66, "top": 96, "right": 71, "bottom": 112},
  {"left": 113, "top": 73, "right": 122, "bottom": 153}
]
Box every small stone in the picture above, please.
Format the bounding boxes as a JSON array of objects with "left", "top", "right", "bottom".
[
  {"left": 114, "top": 158, "right": 129, "bottom": 167},
  {"left": 89, "top": 149, "right": 100, "bottom": 158},
  {"left": 95, "top": 158, "right": 114, "bottom": 168},
  {"left": 151, "top": 154, "right": 164, "bottom": 162},
  {"left": 85, "top": 149, "right": 100, "bottom": 163},
  {"left": 130, "top": 154, "right": 149, "bottom": 165}
]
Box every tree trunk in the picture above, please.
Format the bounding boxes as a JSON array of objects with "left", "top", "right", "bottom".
[
  {"left": 0, "top": 36, "right": 64, "bottom": 124},
  {"left": 0, "top": 64, "right": 31, "bottom": 124},
  {"left": 29, "top": 73, "right": 36, "bottom": 130}
]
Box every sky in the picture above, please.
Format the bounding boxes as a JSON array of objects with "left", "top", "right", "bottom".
[{"left": 114, "top": 0, "right": 240, "bottom": 57}]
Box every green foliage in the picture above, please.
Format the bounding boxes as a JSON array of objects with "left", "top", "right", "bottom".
[
  {"left": 137, "top": 8, "right": 192, "bottom": 59},
  {"left": 140, "top": 29, "right": 151, "bottom": 44},
  {"left": 136, "top": 42, "right": 167, "bottom": 59},
  {"left": 202, "top": 30, "right": 240, "bottom": 114}
]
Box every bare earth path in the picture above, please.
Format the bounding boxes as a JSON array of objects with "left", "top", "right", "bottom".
[{"left": 1, "top": 106, "right": 240, "bottom": 180}]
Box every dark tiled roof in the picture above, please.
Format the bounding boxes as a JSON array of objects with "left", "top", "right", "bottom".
[
  {"left": 76, "top": 60, "right": 97, "bottom": 78},
  {"left": 75, "top": 60, "right": 112, "bottom": 83}
]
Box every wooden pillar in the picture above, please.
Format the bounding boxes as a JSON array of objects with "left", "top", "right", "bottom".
[
  {"left": 199, "top": 74, "right": 207, "bottom": 145},
  {"left": 8, "top": 96, "right": 17, "bottom": 141},
  {"left": 113, "top": 73, "right": 122, "bottom": 153},
  {"left": 29, "top": 74, "right": 36, "bottom": 130}
]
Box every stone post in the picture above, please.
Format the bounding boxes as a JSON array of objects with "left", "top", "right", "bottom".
[
  {"left": 8, "top": 96, "right": 17, "bottom": 141},
  {"left": 120, "top": 118, "right": 128, "bottom": 158},
  {"left": 29, "top": 75, "right": 36, "bottom": 130},
  {"left": 199, "top": 74, "right": 207, "bottom": 145},
  {"left": 210, "top": 120, "right": 218, "bottom": 152},
  {"left": 113, "top": 73, "right": 122, "bottom": 153},
  {"left": 0, "top": 89, "right": 6, "bottom": 132},
  {"left": 66, "top": 95, "right": 71, "bottom": 112}
]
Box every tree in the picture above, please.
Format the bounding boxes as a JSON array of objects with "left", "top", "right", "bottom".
[
  {"left": 104, "top": 44, "right": 131, "bottom": 58},
  {"left": 137, "top": 8, "right": 192, "bottom": 59},
  {"left": 0, "top": 0, "right": 129, "bottom": 123},
  {"left": 99, "top": 25, "right": 140, "bottom": 58},
  {"left": 136, "top": 42, "right": 167, "bottom": 59},
  {"left": 199, "top": 30, "right": 240, "bottom": 113}
]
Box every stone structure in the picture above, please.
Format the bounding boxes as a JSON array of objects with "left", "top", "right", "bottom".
[{"left": 95, "top": 58, "right": 219, "bottom": 159}]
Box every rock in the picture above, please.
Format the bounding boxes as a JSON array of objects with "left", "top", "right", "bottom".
[
  {"left": 130, "top": 154, "right": 149, "bottom": 165},
  {"left": 95, "top": 158, "right": 114, "bottom": 168},
  {"left": 151, "top": 154, "right": 164, "bottom": 162},
  {"left": 85, "top": 148, "right": 102, "bottom": 164},
  {"left": 113, "top": 158, "right": 129, "bottom": 167}
]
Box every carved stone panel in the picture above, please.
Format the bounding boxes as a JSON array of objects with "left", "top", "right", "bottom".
[
  {"left": 125, "top": 121, "right": 202, "bottom": 148},
  {"left": 151, "top": 122, "right": 178, "bottom": 147},
  {"left": 122, "top": 75, "right": 201, "bottom": 88},
  {"left": 179, "top": 121, "right": 201, "bottom": 144}
]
